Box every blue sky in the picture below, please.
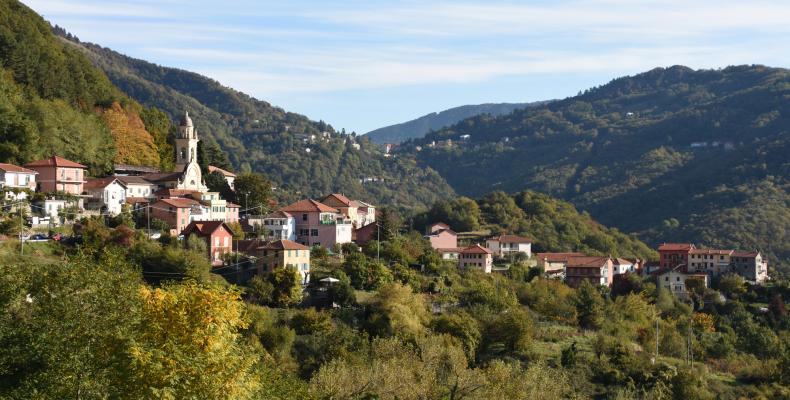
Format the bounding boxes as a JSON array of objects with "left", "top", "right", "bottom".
[{"left": 23, "top": 0, "right": 790, "bottom": 133}]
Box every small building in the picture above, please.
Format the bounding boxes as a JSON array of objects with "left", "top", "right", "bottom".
[
  {"left": 612, "top": 257, "right": 637, "bottom": 275},
  {"left": 226, "top": 203, "right": 240, "bottom": 223},
  {"left": 115, "top": 175, "right": 157, "bottom": 199},
  {"left": 437, "top": 247, "right": 463, "bottom": 260},
  {"left": 655, "top": 266, "right": 708, "bottom": 299},
  {"left": 459, "top": 244, "right": 493, "bottom": 273},
  {"left": 40, "top": 198, "right": 68, "bottom": 220},
  {"left": 182, "top": 220, "right": 234, "bottom": 266},
  {"left": 353, "top": 221, "right": 378, "bottom": 245},
  {"left": 262, "top": 211, "right": 297, "bottom": 241},
  {"left": 688, "top": 248, "right": 733, "bottom": 277},
  {"left": 83, "top": 177, "right": 127, "bottom": 215},
  {"left": 424, "top": 222, "right": 458, "bottom": 250},
  {"left": 536, "top": 252, "right": 586, "bottom": 277},
  {"left": 565, "top": 256, "right": 614, "bottom": 288},
  {"left": 0, "top": 163, "right": 37, "bottom": 199},
  {"left": 150, "top": 197, "right": 202, "bottom": 235},
  {"left": 731, "top": 251, "right": 769, "bottom": 283},
  {"left": 486, "top": 234, "right": 532, "bottom": 258},
  {"left": 658, "top": 243, "right": 695, "bottom": 270},
  {"left": 259, "top": 239, "right": 311, "bottom": 284},
  {"left": 208, "top": 165, "right": 236, "bottom": 189},
  {"left": 24, "top": 156, "right": 87, "bottom": 195},
  {"left": 352, "top": 200, "right": 376, "bottom": 227}
]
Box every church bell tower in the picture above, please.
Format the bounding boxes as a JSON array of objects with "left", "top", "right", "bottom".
[{"left": 174, "top": 111, "right": 199, "bottom": 172}]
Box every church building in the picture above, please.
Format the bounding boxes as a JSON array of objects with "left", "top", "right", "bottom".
[{"left": 142, "top": 111, "right": 209, "bottom": 193}]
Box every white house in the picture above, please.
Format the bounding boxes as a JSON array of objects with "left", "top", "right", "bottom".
[
  {"left": 262, "top": 210, "right": 297, "bottom": 241},
  {"left": 655, "top": 266, "right": 708, "bottom": 300},
  {"left": 612, "top": 258, "right": 636, "bottom": 275},
  {"left": 486, "top": 235, "right": 532, "bottom": 258},
  {"left": 41, "top": 198, "right": 67, "bottom": 220},
  {"left": 0, "top": 163, "right": 37, "bottom": 200},
  {"left": 83, "top": 177, "right": 126, "bottom": 215},
  {"left": 115, "top": 175, "right": 157, "bottom": 200}
]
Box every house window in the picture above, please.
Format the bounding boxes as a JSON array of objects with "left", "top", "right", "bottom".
[
  {"left": 311, "top": 229, "right": 318, "bottom": 237},
  {"left": 302, "top": 213, "right": 308, "bottom": 221},
  {"left": 300, "top": 229, "right": 309, "bottom": 236}
]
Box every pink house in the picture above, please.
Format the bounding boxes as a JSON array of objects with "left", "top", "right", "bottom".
[
  {"left": 226, "top": 202, "right": 240, "bottom": 223},
  {"left": 151, "top": 198, "right": 201, "bottom": 235},
  {"left": 424, "top": 222, "right": 457, "bottom": 250},
  {"left": 24, "top": 156, "right": 87, "bottom": 195},
  {"left": 459, "top": 244, "right": 493, "bottom": 273},
  {"left": 181, "top": 220, "right": 234, "bottom": 266},
  {"left": 0, "top": 163, "right": 38, "bottom": 199},
  {"left": 280, "top": 199, "right": 352, "bottom": 248}
]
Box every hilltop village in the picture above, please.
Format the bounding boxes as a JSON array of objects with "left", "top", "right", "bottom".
[{"left": 0, "top": 112, "right": 771, "bottom": 295}]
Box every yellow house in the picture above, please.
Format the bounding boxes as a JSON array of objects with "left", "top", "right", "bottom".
[{"left": 259, "top": 239, "right": 311, "bottom": 284}]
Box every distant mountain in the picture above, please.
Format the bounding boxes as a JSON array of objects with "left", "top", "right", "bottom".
[
  {"left": 365, "top": 102, "right": 547, "bottom": 144},
  {"left": 401, "top": 66, "right": 790, "bottom": 274},
  {"left": 61, "top": 37, "right": 455, "bottom": 209}
]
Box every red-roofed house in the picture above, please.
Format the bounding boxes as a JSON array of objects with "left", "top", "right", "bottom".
[
  {"left": 0, "top": 163, "right": 37, "bottom": 199},
  {"left": 424, "top": 222, "right": 458, "bottom": 250},
  {"left": 259, "top": 239, "right": 311, "bottom": 283},
  {"left": 459, "top": 244, "right": 493, "bottom": 273},
  {"left": 150, "top": 197, "right": 202, "bottom": 234},
  {"left": 486, "top": 234, "right": 532, "bottom": 258},
  {"left": 182, "top": 220, "right": 234, "bottom": 266},
  {"left": 83, "top": 177, "right": 126, "bottom": 215},
  {"left": 565, "top": 256, "right": 614, "bottom": 288},
  {"left": 658, "top": 243, "right": 695, "bottom": 271},
  {"left": 280, "top": 199, "right": 352, "bottom": 248},
  {"left": 536, "top": 252, "right": 586, "bottom": 277},
  {"left": 24, "top": 156, "right": 87, "bottom": 195}
]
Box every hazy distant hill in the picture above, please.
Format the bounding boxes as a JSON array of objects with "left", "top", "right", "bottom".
[
  {"left": 402, "top": 65, "right": 790, "bottom": 274},
  {"left": 365, "top": 102, "right": 546, "bottom": 144},
  {"left": 62, "top": 38, "right": 455, "bottom": 209}
]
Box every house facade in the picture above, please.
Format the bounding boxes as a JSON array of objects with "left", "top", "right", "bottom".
[
  {"left": 280, "top": 199, "right": 352, "bottom": 248},
  {"left": 84, "top": 177, "right": 126, "bottom": 215},
  {"left": 565, "top": 256, "right": 614, "bottom": 288},
  {"left": 259, "top": 239, "right": 311, "bottom": 284},
  {"left": 208, "top": 165, "right": 236, "bottom": 189},
  {"left": 150, "top": 198, "right": 202, "bottom": 234},
  {"left": 658, "top": 243, "right": 695, "bottom": 270},
  {"left": 536, "top": 252, "right": 586, "bottom": 277},
  {"left": 424, "top": 223, "right": 458, "bottom": 250},
  {"left": 262, "top": 211, "right": 297, "bottom": 241},
  {"left": 655, "top": 267, "right": 709, "bottom": 300},
  {"left": 116, "top": 176, "right": 157, "bottom": 199},
  {"left": 688, "top": 248, "right": 734, "bottom": 277},
  {"left": 24, "top": 156, "right": 87, "bottom": 195},
  {"left": 459, "top": 244, "right": 493, "bottom": 273},
  {"left": 0, "top": 163, "right": 37, "bottom": 199},
  {"left": 181, "top": 220, "right": 234, "bottom": 266},
  {"left": 731, "top": 252, "right": 769, "bottom": 283},
  {"left": 485, "top": 235, "right": 532, "bottom": 258}
]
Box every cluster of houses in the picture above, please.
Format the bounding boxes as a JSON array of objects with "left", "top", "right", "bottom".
[{"left": 421, "top": 221, "right": 769, "bottom": 298}]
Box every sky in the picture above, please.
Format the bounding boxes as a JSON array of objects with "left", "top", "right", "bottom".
[{"left": 23, "top": 0, "right": 790, "bottom": 134}]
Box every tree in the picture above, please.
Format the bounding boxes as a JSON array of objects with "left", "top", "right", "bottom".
[
  {"left": 573, "top": 280, "right": 605, "bottom": 330},
  {"left": 717, "top": 274, "right": 746, "bottom": 299},
  {"left": 205, "top": 170, "right": 235, "bottom": 202},
  {"left": 266, "top": 267, "right": 303, "bottom": 307},
  {"left": 366, "top": 283, "right": 429, "bottom": 339},
  {"left": 126, "top": 282, "right": 260, "bottom": 399},
  {"left": 234, "top": 172, "right": 271, "bottom": 215},
  {"left": 378, "top": 207, "right": 401, "bottom": 241}
]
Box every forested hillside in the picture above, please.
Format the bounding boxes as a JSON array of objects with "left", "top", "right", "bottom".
[
  {"left": 0, "top": 1, "right": 164, "bottom": 174},
  {"left": 402, "top": 66, "right": 790, "bottom": 273},
  {"left": 365, "top": 102, "right": 544, "bottom": 144},
  {"left": 62, "top": 37, "right": 454, "bottom": 209}
]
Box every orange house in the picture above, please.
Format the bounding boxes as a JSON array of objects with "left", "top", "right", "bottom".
[
  {"left": 24, "top": 156, "right": 87, "bottom": 194},
  {"left": 182, "top": 220, "right": 234, "bottom": 266},
  {"left": 150, "top": 198, "right": 201, "bottom": 235}
]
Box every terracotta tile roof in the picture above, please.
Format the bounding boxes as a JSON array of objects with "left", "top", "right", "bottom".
[
  {"left": 25, "top": 155, "right": 87, "bottom": 169},
  {"left": 235, "top": 239, "right": 264, "bottom": 254},
  {"left": 322, "top": 193, "right": 352, "bottom": 207},
  {"left": 460, "top": 244, "right": 492, "bottom": 255},
  {"left": 208, "top": 165, "right": 237, "bottom": 177},
  {"left": 733, "top": 251, "right": 760, "bottom": 257},
  {"left": 280, "top": 199, "right": 338, "bottom": 213},
  {"left": 154, "top": 188, "right": 200, "bottom": 198},
  {"left": 182, "top": 220, "right": 231, "bottom": 236},
  {"left": 437, "top": 247, "right": 464, "bottom": 253},
  {"left": 0, "top": 163, "right": 37, "bottom": 174},
  {"left": 430, "top": 222, "right": 450, "bottom": 231},
  {"left": 536, "top": 252, "right": 586, "bottom": 262},
  {"left": 114, "top": 175, "right": 154, "bottom": 185},
  {"left": 125, "top": 197, "right": 150, "bottom": 204},
  {"left": 266, "top": 210, "right": 292, "bottom": 219},
  {"left": 489, "top": 234, "right": 532, "bottom": 244},
  {"left": 690, "top": 248, "right": 733, "bottom": 255},
  {"left": 84, "top": 177, "right": 123, "bottom": 190},
  {"left": 157, "top": 198, "right": 200, "bottom": 208},
  {"left": 658, "top": 243, "right": 695, "bottom": 251},
  {"left": 260, "top": 239, "right": 310, "bottom": 251},
  {"left": 227, "top": 202, "right": 240, "bottom": 208},
  {"left": 612, "top": 257, "right": 634, "bottom": 265},
  {"left": 566, "top": 256, "right": 611, "bottom": 268},
  {"left": 425, "top": 228, "right": 457, "bottom": 237}
]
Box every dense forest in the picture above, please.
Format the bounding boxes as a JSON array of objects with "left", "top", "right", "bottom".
[
  {"left": 60, "top": 35, "right": 454, "bottom": 209},
  {"left": 365, "top": 102, "right": 544, "bottom": 144},
  {"left": 400, "top": 66, "right": 790, "bottom": 275},
  {"left": 0, "top": 1, "right": 169, "bottom": 174}
]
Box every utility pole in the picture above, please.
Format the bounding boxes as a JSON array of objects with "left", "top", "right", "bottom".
[
  {"left": 376, "top": 222, "right": 380, "bottom": 265},
  {"left": 147, "top": 203, "right": 151, "bottom": 237},
  {"left": 19, "top": 206, "right": 23, "bottom": 255},
  {"left": 654, "top": 318, "right": 659, "bottom": 364}
]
